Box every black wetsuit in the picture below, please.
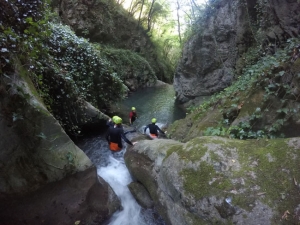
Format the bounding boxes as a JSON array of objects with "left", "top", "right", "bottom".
[
  {"left": 106, "top": 126, "right": 133, "bottom": 149},
  {"left": 129, "top": 111, "right": 137, "bottom": 124},
  {"left": 144, "top": 123, "right": 165, "bottom": 136}
]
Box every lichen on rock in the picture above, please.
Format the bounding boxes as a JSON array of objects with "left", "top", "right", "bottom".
[{"left": 125, "top": 136, "right": 300, "bottom": 224}]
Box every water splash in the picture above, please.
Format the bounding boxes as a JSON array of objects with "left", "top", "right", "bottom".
[{"left": 98, "top": 155, "right": 147, "bottom": 225}]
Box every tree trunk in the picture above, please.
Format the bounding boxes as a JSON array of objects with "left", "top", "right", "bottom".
[
  {"left": 128, "top": 0, "right": 136, "bottom": 15},
  {"left": 176, "top": 0, "right": 182, "bottom": 44},
  {"left": 137, "top": 0, "right": 145, "bottom": 28},
  {"left": 189, "top": 0, "right": 196, "bottom": 19},
  {"left": 146, "top": 0, "right": 156, "bottom": 32},
  {"left": 190, "top": 0, "right": 201, "bottom": 11}
]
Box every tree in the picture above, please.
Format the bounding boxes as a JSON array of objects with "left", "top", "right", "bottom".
[
  {"left": 137, "top": 0, "right": 145, "bottom": 27},
  {"left": 128, "top": 0, "right": 141, "bottom": 16},
  {"left": 146, "top": 0, "right": 156, "bottom": 32},
  {"left": 176, "top": 0, "right": 182, "bottom": 43}
]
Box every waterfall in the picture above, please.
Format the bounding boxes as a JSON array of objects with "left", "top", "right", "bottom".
[
  {"left": 98, "top": 154, "right": 147, "bottom": 225},
  {"left": 76, "top": 84, "right": 185, "bottom": 224}
]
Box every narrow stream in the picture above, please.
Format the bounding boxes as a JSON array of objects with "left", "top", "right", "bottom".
[
  {"left": 75, "top": 84, "right": 185, "bottom": 225},
  {"left": 114, "top": 84, "right": 186, "bottom": 133}
]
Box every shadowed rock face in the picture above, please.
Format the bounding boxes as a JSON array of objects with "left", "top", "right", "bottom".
[
  {"left": 0, "top": 74, "right": 120, "bottom": 224},
  {"left": 125, "top": 136, "right": 300, "bottom": 225},
  {"left": 174, "top": 0, "right": 300, "bottom": 104},
  {"left": 0, "top": 168, "right": 120, "bottom": 225},
  {"left": 128, "top": 181, "right": 154, "bottom": 209}
]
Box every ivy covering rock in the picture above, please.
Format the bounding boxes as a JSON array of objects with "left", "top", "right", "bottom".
[{"left": 1, "top": 0, "right": 158, "bottom": 134}]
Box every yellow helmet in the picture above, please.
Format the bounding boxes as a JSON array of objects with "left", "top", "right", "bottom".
[
  {"left": 151, "top": 118, "right": 157, "bottom": 123},
  {"left": 132, "top": 107, "right": 136, "bottom": 111},
  {"left": 112, "top": 116, "right": 118, "bottom": 123},
  {"left": 114, "top": 116, "right": 123, "bottom": 124}
]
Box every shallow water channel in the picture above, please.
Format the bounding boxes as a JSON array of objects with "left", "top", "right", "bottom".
[
  {"left": 114, "top": 84, "right": 186, "bottom": 132},
  {"left": 75, "top": 84, "right": 185, "bottom": 225}
]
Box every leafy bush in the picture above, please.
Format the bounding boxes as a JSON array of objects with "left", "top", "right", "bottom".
[
  {"left": 199, "top": 38, "right": 300, "bottom": 139},
  {"left": 47, "top": 23, "right": 128, "bottom": 108},
  {"left": 1, "top": 1, "right": 129, "bottom": 133},
  {"left": 0, "top": 0, "right": 50, "bottom": 77},
  {"left": 99, "top": 46, "right": 157, "bottom": 85}
]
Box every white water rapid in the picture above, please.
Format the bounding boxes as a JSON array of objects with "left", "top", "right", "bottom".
[
  {"left": 75, "top": 135, "right": 165, "bottom": 225},
  {"left": 98, "top": 154, "right": 146, "bottom": 225}
]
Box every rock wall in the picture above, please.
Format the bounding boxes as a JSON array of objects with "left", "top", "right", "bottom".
[
  {"left": 0, "top": 74, "right": 92, "bottom": 194},
  {"left": 0, "top": 73, "right": 120, "bottom": 224},
  {"left": 174, "top": 0, "right": 300, "bottom": 104},
  {"left": 0, "top": 1, "right": 121, "bottom": 224}
]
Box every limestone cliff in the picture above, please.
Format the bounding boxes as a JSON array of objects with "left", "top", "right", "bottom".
[
  {"left": 170, "top": 0, "right": 300, "bottom": 140},
  {"left": 174, "top": 0, "right": 300, "bottom": 105}
]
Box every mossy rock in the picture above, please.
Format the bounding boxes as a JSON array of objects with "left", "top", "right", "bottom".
[{"left": 127, "top": 136, "right": 300, "bottom": 224}]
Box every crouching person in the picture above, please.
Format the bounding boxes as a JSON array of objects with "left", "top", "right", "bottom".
[
  {"left": 144, "top": 118, "right": 166, "bottom": 139},
  {"left": 106, "top": 116, "right": 137, "bottom": 152}
]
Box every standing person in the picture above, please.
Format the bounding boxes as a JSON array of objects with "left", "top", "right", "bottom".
[
  {"left": 107, "top": 115, "right": 136, "bottom": 134},
  {"left": 144, "top": 118, "right": 166, "bottom": 139},
  {"left": 106, "top": 116, "right": 137, "bottom": 152},
  {"left": 129, "top": 107, "right": 138, "bottom": 126}
]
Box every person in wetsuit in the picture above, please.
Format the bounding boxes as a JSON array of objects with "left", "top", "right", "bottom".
[
  {"left": 107, "top": 115, "right": 136, "bottom": 135},
  {"left": 106, "top": 116, "right": 137, "bottom": 152},
  {"left": 144, "top": 118, "right": 166, "bottom": 139},
  {"left": 129, "top": 107, "right": 138, "bottom": 125}
]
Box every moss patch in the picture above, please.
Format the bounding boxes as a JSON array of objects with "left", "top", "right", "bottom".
[
  {"left": 181, "top": 163, "right": 215, "bottom": 200},
  {"left": 231, "top": 138, "right": 300, "bottom": 221},
  {"left": 185, "top": 108, "right": 224, "bottom": 142},
  {"left": 181, "top": 162, "right": 233, "bottom": 201},
  {"left": 179, "top": 136, "right": 300, "bottom": 223},
  {"left": 165, "top": 144, "right": 184, "bottom": 159}
]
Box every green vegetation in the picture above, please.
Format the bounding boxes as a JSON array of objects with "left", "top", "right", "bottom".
[
  {"left": 1, "top": 2, "right": 128, "bottom": 134},
  {"left": 187, "top": 38, "right": 300, "bottom": 139},
  {"left": 0, "top": 0, "right": 163, "bottom": 134},
  {"left": 117, "top": 0, "right": 208, "bottom": 81},
  {"left": 47, "top": 23, "right": 128, "bottom": 107},
  {"left": 99, "top": 46, "right": 157, "bottom": 83}
]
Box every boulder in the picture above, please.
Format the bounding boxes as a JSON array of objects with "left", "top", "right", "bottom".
[
  {"left": 0, "top": 169, "right": 120, "bottom": 225},
  {"left": 125, "top": 136, "right": 300, "bottom": 225},
  {"left": 128, "top": 181, "right": 154, "bottom": 209}
]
